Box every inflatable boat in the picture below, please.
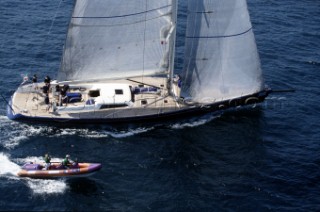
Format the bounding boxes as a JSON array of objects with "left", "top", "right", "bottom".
[{"left": 18, "top": 162, "right": 102, "bottom": 178}]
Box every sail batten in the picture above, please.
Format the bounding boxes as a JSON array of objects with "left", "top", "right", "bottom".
[
  {"left": 71, "top": 5, "right": 172, "bottom": 19},
  {"left": 181, "top": 0, "right": 263, "bottom": 103},
  {"left": 186, "top": 27, "right": 252, "bottom": 39}
]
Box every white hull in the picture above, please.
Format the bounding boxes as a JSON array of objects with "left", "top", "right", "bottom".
[
  {"left": 8, "top": 76, "right": 269, "bottom": 124},
  {"left": 9, "top": 77, "right": 184, "bottom": 121}
]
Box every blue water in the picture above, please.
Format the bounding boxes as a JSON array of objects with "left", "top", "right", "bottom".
[{"left": 1, "top": 0, "right": 320, "bottom": 211}]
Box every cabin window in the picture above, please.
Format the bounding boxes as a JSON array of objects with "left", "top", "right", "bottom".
[
  {"left": 164, "top": 100, "right": 168, "bottom": 103},
  {"left": 100, "top": 104, "right": 127, "bottom": 109},
  {"left": 89, "top": 90, "right": 100, "bottom": 97},
  {"left": 141, "top": 100, "right": 147, "bottom": 105},
  {"left": 115, "top": 89, "right": 123, "bottom": 95}
]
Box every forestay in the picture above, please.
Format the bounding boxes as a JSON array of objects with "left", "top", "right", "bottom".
[
  {"left": 181, "top": 0, "right": 264, "bottom": 103},
  {"left": 58, "top": 0, "right": 174, "bottom": 81}
]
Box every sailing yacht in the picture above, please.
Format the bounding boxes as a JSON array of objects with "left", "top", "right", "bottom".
[{"left": 7, "top": 0, "right": 270, "bottom": 123}]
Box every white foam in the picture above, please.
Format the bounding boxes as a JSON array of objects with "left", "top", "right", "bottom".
[
  {"left": 27, "top": 178, "right": 68, "bottom": 195},
  {"left": 0, "top": 116, "right": 41, "bottom": 149},
  {"left": 0, "top": 153, "right": 68, "bottom": 194},
  {"left": 170, "top": 114, "right": 221, "bottom": 129},
  {"left": 56, "top": 128, "right": 78, "bottom": 136},
  {"left": 1, "top": 115, "right": 153, "bottom": 143},
  {"left": 108, "top": 127, "right": 155, "bottom": 138},
  {"left": 17, "top": 156, "right": 63, "bottom": 164},
  {"left": 0, "top": 153, "right": 21, "bottom": 177},
  {"left": 25, "top": 125, "right": 45, "bottom": 135},
  {"left": 4, "top": 135, "right": 28, "bottom": 149},
  {"left": 76, "top": 127, "right": 154, "bottom": 138},
  {"left": 0, "top": 115, "right": 162, "bottom": 146},
  {"left": 0, "top": 115, "right": 10, "bottom": 121},
  {"left": 83, "top": 133, "right": 109, "bottom": 138},
  {"left": 16, "top": 156, "right": 42, "bottom": 164}
]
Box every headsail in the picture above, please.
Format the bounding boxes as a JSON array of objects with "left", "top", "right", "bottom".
[
  {"left": 181, "top": 0, "right": 264, "bottom": 103},
  {"left": 58, "top": 0, "right": 175, "bottom": 81}
]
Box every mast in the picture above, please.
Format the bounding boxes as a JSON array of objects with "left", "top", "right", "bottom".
[{"left": 168, "top": 0, "right": 178, "bottom": 96}]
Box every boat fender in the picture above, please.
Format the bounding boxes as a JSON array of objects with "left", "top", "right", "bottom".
[
  {"left": 200, "top": 104, "right": 210, "bottom": 109},
  {"left": 245, "top": 97, "right": 259, "bottom": 107},
  {"left": 229, "top": 98, "right": 240, "bottom": 107}
]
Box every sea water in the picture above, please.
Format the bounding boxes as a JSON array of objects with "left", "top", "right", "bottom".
[{"left": 0, "top": 0, "right": 319, "bottom": 211}]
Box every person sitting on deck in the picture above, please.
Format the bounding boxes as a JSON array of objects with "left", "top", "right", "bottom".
[
  {"left": 60, "top": 84, "right": 70, "bottom": 105},
  {"left": 44, "top": 153, "right": 51, "bottom": 170}
]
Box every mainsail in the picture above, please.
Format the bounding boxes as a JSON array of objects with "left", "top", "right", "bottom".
[
  {"left": 58, "top": 0, "right": 175, "bottom": 81},
  {"left": 181, "top": 0, "right": 264, "bottom": 103}
]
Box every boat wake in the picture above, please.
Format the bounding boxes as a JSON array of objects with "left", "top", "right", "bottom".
[
  {"left": 0, "top": 116, "right": 29, "bottom": 149},
  {"left": 0, "top": 115, "right": 155, "bottom": 148},
  {"left": 77, "top": 126, "right": 155, "bottom": 139},
  {"left": 1, "top": 113, "right": 222, "bottom": 149},
  {"left": 0, "top": 153, "right": 20, "bottom": 177},
  {"left": 169, "top": 112, "right": 222, "bottom": 129},
  {"left": 0, "top": 153, "right": 67, "bottom": 195},
  {"left": 0, "top": 113, "right": 223, "bottom": 150}
]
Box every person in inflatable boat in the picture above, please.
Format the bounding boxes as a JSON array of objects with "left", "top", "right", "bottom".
[
  {"left": 44, "top": 153, "right": 51, "bottom": 170},
  {"left": 62, "top": 154, "right": 71, "bottom": 168}
]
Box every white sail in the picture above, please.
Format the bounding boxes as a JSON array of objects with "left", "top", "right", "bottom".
[
  {"left": 58, "top": 0, "right": 174, "bottom": 81},
  {"left": 181, "top": 0, "right": 264, "bottom": 103}
]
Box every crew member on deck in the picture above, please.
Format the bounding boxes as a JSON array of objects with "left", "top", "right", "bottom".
[
  {"left": 32, "top": 74, "right": 38, "bottom": 90},
  {"left": 44, "top": 75, "right": 51, "bottom": 84},
  {"left": 42, "top": 84, "right": 49, "bottom": 95},
  {"left": 45, "top": 94, "right": 50, "bottom": 111}
]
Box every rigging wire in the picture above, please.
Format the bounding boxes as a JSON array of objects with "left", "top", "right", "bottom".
[
  {"left": 22, "top": 0, "right": 64, "bottom": 112},
  {"left": 43, "top": 0, "right": 64, "bottom": 71},
  {"left": 184, "top": 0, "right": 200, "bottom": 92},
  {"left": 18, "top": 1, "right": 65, "bottom": 76},
  {"left": 141, "top": 0, "right": 149, "bottom": 85},
  {"left": 16, "top": 0, "right": 64, "bottom": 88},
  {"left": 0, "top": 94, "right": 14, "bottom": 113}
]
